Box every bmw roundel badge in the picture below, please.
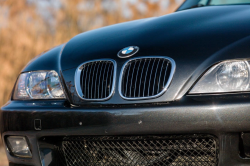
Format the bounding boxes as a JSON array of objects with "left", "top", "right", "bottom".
[{"left": 118, "top": 46, "right": 139, "bottom": 58}]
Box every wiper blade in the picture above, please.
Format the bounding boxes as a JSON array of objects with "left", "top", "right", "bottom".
[{"left": 185, "top": 4, "right": 205, "bottom": 10}]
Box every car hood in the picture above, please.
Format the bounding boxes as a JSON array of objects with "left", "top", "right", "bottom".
[
  {"left": 60, "top": 5, "right": 250, "bottom": 104},
  {"left": 61, "top": 5, "right": 250, "bottom": 70}
]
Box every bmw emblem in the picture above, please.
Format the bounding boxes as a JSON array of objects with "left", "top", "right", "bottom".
[{"left": 117, "top": 46, "right": 139, "bottom": 58}]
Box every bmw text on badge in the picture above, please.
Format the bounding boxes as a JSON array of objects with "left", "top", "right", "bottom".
[{"left": 117, "top": 46, "right": 139, "bottom": 58}]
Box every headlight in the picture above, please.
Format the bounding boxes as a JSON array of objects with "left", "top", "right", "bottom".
[
  {"left": 13, "top": 71, "right": 65, "bottom": 99},
  {"left": 189, "top": 60, "right": 250, "bottom": 94}
]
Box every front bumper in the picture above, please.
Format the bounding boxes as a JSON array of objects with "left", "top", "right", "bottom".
[{"left": 2, "top": 96, "right": 250, "bottom": 166}]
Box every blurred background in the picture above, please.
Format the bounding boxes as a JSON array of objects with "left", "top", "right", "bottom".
[{"left": 0, "top": 0, "right": 183, "bottom": 165}]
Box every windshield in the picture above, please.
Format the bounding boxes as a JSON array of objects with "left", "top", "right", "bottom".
[
  {"left": 199, "top": 0, "right": 250, "bottom": 5},
  {"left": 177, "top": 0, "right": 250, "bottom": 11}
]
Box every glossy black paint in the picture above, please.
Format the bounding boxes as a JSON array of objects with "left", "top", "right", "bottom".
[
  {"left": 22, "top": 45, "right": 64, "bottom": 73},
  {"left": 3, "top": 95, "right": 250, "bottom": 132},
  {"left": 14, "top": 5, "right": 250, "bottom": 105},
  {"left": 2, "top": 95, "right": 250, "bottom": 165},
  {"left": 2, "top": 3, "right": 250, "bottom": 166}
]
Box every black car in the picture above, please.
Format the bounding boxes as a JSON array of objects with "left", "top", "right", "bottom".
[{"left": 2, "top": 0, "right": 250, "bottom": 165}]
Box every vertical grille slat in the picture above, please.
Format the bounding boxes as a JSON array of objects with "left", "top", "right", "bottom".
[
  {"left": 85, "top": 64, "right": 90, "bottom": 98},
  {"left": 97, "top": 62, "right": 104, "bottom": 99},
  {"left": 94, "top": 62, "right": 100, "bottom": 99},
  {"left": 87, "top": 63, "right": 93, "bottom": 99},
  {"left": 133, "top": 59, "right": 142, "bottom": 98},
  {"left": 157, "top": 60, "right": 165, "bottom": 93},
  {"left": 129, "top": 60, "right": 137, "bottom": 97},
  {"left": 81, "top": 67, "right": 85, "bottom": 97},
  {"left": 138, "top": 59, "right": 147, "bottom": 97},
  {"left": 124, "top": 63, "right": 132, "bottom": 97},
  {"left": 163, "top": 61, "right": 169, "bottom": 89},
  {"left": 109, "top": 64, "right": 114, "bottom": 94},
  {"left": 152, "top": 59, "right": 161, "bottom": 95},
  {"left": 120, "top": 57, "right": 175, "bottom": 100},
  {"left": 147, "top": 59, "right": 156, "bottom": 97},
  {"left": 105, "top": 62, "right": 112, "bottom": 98},
  {"left": 101, "top": 62, "right": 108, "bottom": 99},
  {"left": 76, "top": 60, "right": 116, "bottom": 101},
  {"left": 90, "top": 62, "right": 97, "bottom": 99},
  {"left": 143, "top": 59, "right": 151, "bottom": 97}
]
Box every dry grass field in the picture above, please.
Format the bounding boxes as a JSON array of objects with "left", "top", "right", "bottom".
[{"left": 0, "top": 0, "right": 182, "bottom": 164}]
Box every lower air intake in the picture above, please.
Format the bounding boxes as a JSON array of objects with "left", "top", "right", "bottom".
[{"left": 58, "top": 135, "right": 218, "bottom": 166}]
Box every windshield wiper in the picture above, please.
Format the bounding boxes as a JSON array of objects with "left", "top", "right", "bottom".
[{"left": 185, "top": 4, "right": 205, "bottom": 10}]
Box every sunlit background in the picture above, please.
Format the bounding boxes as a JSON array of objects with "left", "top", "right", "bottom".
[{"left": 0, "top": 0, "right": 183, "bottom": 165}]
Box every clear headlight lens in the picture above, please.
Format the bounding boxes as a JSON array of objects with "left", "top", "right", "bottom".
[
  {"left": 13, "top": 71, "right": 65, "bottom": 99},
  {"left": 189, "top": 60, "right": 250, "bottom": 94}
]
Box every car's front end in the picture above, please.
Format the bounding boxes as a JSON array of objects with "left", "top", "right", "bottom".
[{"left": 2, "top": 2, "right": 250, "bottom": 166}]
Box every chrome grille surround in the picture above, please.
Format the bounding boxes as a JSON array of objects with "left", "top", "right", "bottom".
[
  {"left": 75, "top": 59, "right": 117, "bottom": 101},
  {"left": 119, "top": 56, "right": 176, "bottom": 100}
]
